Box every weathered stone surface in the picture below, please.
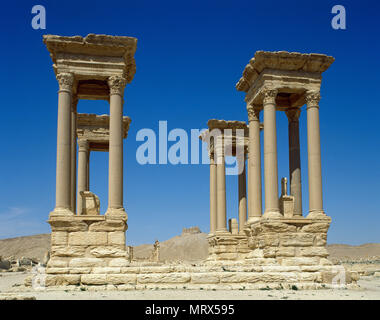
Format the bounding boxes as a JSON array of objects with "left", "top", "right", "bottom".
[
  {"left": 47, "top": 259, "right": 68, "bottom": 268},
  {"left": 263, "top": 247, "right": 277, "bottom": 258},
  {"left": 219, "top": 272, "right": 260, "bottom": 283},
  {"left": 90, "top": 246, "right": 127, "bottom": 258},
  {"left": 281, "top": 257, "right": 319, "bottom": 266},
  {"left": 51, "top": 232, "right": 68, "bottom": 245},
  {"left": 69, "top": 258, "right": 106, "bottom": 268},
  {"left": 301, "top": 223, "right": 330, "bottom": 233},
  {"left": 69, "top": 268, "right": 92, "bottom": 274},
  {"left": 277, "top": 247, "right": 296, "bottom": 257},
  {"left": 314, "top": 233, "right": 327, "bottom": 246},
  {"left": 298, "top": 247, "right": 329, "bottom": 257},
  {"left": 280, "top": 233, "right": 314, "bottom": 247},
  {"left": 92, "top": 267, "right": 121, "bottom": 274},
  {"left": 81, "top": 274, "right": 107, "bottom": 285},
  {"left": 120, "top": 267, "right": 140, "bottom": 274},
  {"left": 261, "top": 221, "right": 296, "bottom": 233},
  {"left": 137, "top": 273, "right": 191, "bottom": 284},
  {"left": 106, "top": 274, "right": 137, "bottom": 285},
  {"left": 319, "top": 258, "right": 333, "bottom": 265},
  {"left": 68, "top": 232, "right": 107, "bottom": 246},
  {"left": 51, "top": 246, "right": 86, "bottom": 257},
  {"left": 139, "top": 266, "right": 173, "bottom": 273},
  {"left": 257, "top": 234, "right": 279, "bottom": 248},
  {"left": 262, "top": 266, "right": 301, "bottom": 272},
  {"left": 108, "top": 232, "right": 125, "bottom": 245},
  {"left": 191, "top": 273, "right": 220, "bottom": 284},
  {"left": 49, "top": 220, "right": 88, "bottom": 232},
  {"left": 219, "top": 272, "right": 299, "bottom": 283},
  {"left": 109, "top": 258, "right": 129, "bottom": 267},
  {"left": 45, "top": 275, "right": 81, "bottom": 286},
  {"left": 244, "top": 258, "right": 278, "bottom": 266},
  {"left": 46, "top": 267, "right": 70, "bottom": 274},
  {"left": 299, "top": 272, "right": 319, "bottom": 282},
  {"left": 89, "top": 220, "right": 126, "bottom": 232}
]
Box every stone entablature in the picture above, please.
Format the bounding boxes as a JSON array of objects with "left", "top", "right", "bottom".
[
  {"left": 236, "top": 51, "right": 334, "bottom": 110},
  {"left": 43, "top": 34, "right": 137, "bottom": 100},
  {"left": 77, "top": 113, "right": 131, "bottom": 152}
]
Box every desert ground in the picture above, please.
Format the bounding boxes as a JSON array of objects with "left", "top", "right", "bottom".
[{"left": 1, "top": 228, "right": 380, "bottom": 300}]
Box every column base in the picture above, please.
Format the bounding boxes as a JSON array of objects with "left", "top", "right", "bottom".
[
  {"left": 262, "top": 210, "right": 283, "bottom": 219},
  {"left": 49, "top": 207, "right": 74, "bottom": 218},
  {"left": 306, "top": 210, "right": 330, "bottom": 220},
  {"left": 105, "top": 207, "right": 128, "bottom": 220}
]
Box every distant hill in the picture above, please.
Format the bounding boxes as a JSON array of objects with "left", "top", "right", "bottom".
[{"left": 1, "top": 230, "right": 380, "bottom": 262}]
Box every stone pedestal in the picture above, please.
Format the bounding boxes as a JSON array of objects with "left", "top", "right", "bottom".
[
  {"left": 245, "top": 218, "right": 331, "bottom": 265},
  {"left": 46, "top": 215, "right": 129, "bottom": 279},
  {"left": 207, "top": 233, "right": 250, "bottom": 261}
]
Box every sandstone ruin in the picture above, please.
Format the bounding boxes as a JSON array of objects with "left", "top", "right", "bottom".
[{"left": 26, "top": 34, "right": 357, "bottom": 290}]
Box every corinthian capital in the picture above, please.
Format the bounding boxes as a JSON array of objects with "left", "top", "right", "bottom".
[
  {"left": 262, "top": 88, "right": 278, "bottom": 105},
  {"left": 305, "top": 91, "right": 321, "bottom": 108},
  {"left": 78, "top": 139, "right": 89, "bottom": 152},
  {"left": 285, "top": 108, "right": 301, "bottom": 122},
  {"left": 108, "top": 76, "right": 127, "bottom": 96},
  {"left": 56, "top": 73, "right": 74, "bottom": 92},
  {"left": 247, "top": 105, "right": 260, "bottom": 122}
]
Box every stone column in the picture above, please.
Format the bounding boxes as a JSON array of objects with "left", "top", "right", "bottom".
[
  {"left": 262, "top": 88, "right": 282, "bottom": 218},
  {"left": 53, "top": 73, "right": 74, "bottom": 216},
  {"left": 77, "top": 139, "right": 89, "bottom": 215},
  {"left": 306, "top": 91, "right": 326, "bottom": 218},
  {"left": 209, "top": 151, "right": 217, "bottom": 235},
  {"left": 70, "top": 97, "right": 78, "bottom": 213},
  {"left": 215, "top": 139, "right": 227, "bottom": 233},
  {"left": 286, "top": 107, "right": 303, "bottom": 216},
  {"left": 238, "top": 154, "right": 247, "bottom": 234},
  {"left": 247, "top": 105, "right": 262, "bottom": 222},
  {"left": 86, "top": 151, "right": 90, "bottom": 191},
  {"left": 106, "top": 76, "right": 127, "bottom": 217}
]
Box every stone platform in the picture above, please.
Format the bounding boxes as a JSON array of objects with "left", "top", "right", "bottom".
[
  {"left": 25, "top": 260, "right": 358, "bottom": 291},
  {"left": 24, "top": 216, "right": 358, "bottom": 291}
]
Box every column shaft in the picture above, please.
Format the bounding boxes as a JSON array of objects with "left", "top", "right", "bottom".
[
  {"left": 306, "top": 92, "right": 325, "bottom": 217},
  {"left": 86, "top": 151, "right": 90, "bottom": 191},
  {"left": 247, "top": 106, "right": 262, "bottom": 222},
  {"left": 263, "top": 89, "right": 281, "bottom": 218},
  {"left": 216, "top": 141, "right": 227, "bottom": 232},
  {"left": 77, "top": 139, "right": 89, "bottom": 215},
  {"left": 107, "top": 76, "right": 127, "bottom": 215},
  {"left": 54, "top": 73, "right": 74, "bottom": 215},
  {"left": 287, "top": 108, "right": 303, "bottom": 216},
  {"left": 238, "top": 157, "right": 247, "bottom": 233},
  {"left": 70, "top": 98, "right": 77, "bottom": 213},
  {"left": 209, "top": 153, "right": 217, "bottom": 235}
]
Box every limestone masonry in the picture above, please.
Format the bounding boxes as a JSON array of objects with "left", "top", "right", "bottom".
[{"left": 25, "top": 35, "right": 358, "bottom": 290}]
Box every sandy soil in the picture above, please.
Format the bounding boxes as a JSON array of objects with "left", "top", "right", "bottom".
[{"left": 1, "top": 272, "right": 379, "bottom": 300}]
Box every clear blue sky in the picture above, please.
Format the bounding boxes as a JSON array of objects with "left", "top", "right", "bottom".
[{"left": 0, "top": 0, "right": 379, "bottom": 245}]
